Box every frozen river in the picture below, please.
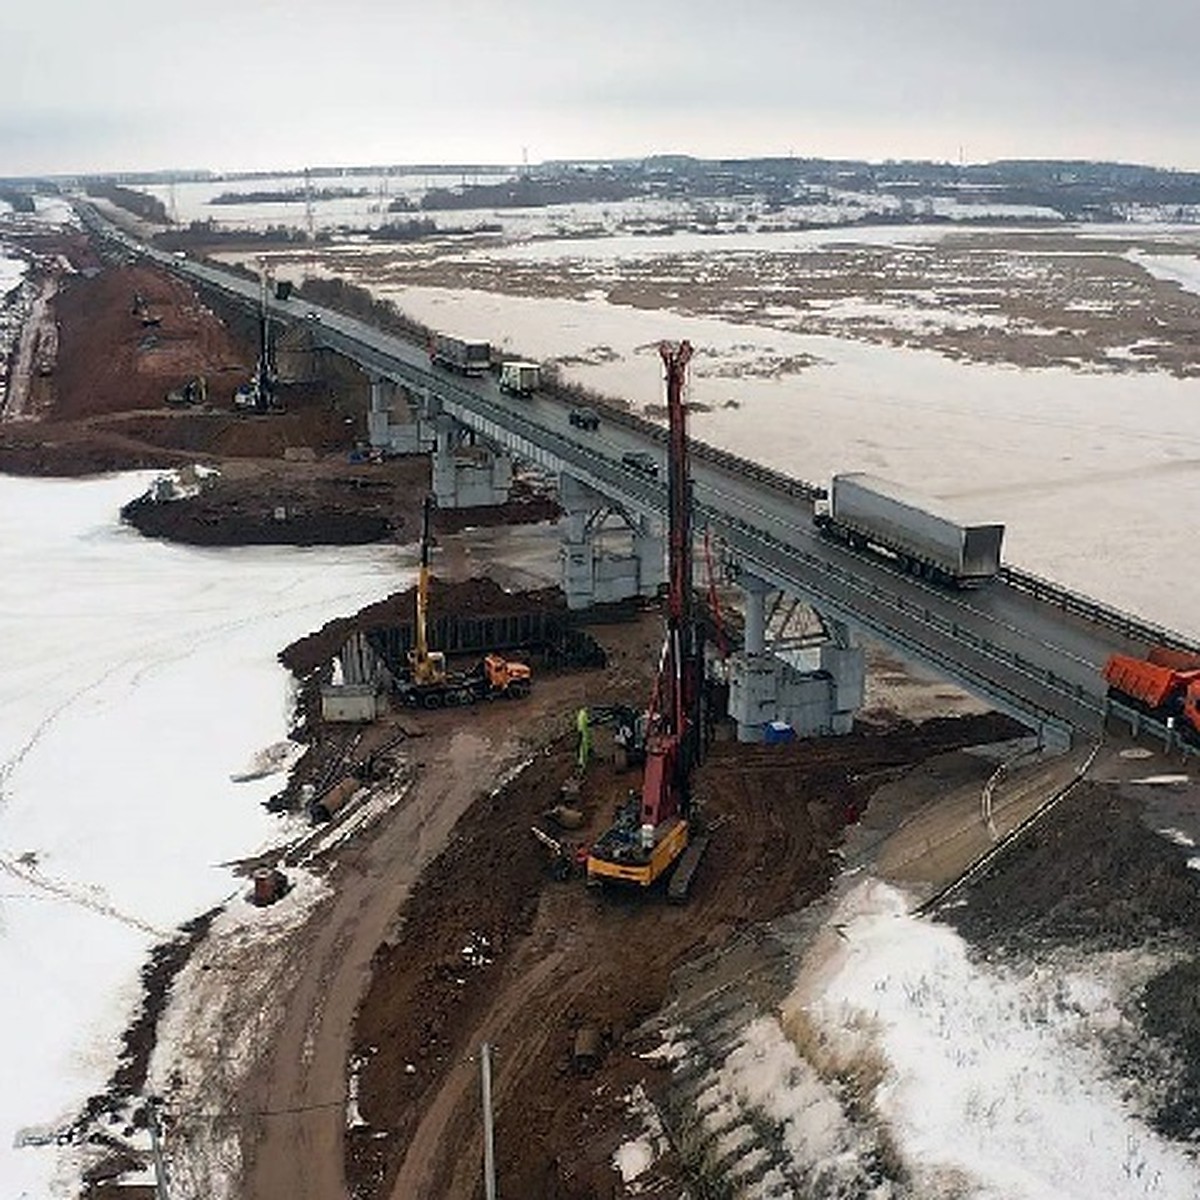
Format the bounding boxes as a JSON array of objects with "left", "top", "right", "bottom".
[{"left": 0, "top": 474, "right": 400, "bottom": 1196}]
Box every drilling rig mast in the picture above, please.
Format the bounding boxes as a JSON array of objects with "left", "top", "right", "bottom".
[{"left": 586, "top": 340, "right": 705, "bottom": 891}]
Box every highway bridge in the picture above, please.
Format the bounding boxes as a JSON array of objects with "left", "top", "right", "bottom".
[{"left": 81, "top": 203, "right": 1200, "bottom": 750}]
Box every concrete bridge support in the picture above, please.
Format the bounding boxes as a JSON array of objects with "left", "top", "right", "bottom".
[
  {"left": 367, "top": 376, "right": 435, "bottom": 456},
  {"left": 431, "top": 414, "right": 513, "bottom": 509},
  {"left": 726, "top": 576, "right": 865, "bottom": 742},
  {"left": 559, "top": 474, "right": 665, "bottom": 610}
]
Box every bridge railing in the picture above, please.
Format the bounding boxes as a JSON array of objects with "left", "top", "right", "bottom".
[{"left": 999, "top": 564, "right": 1200, "bottom": 658}]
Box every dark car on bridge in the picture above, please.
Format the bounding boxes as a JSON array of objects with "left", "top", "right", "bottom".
[
  {"left": 569, "top": 407, "right": 600, "bottom": 431},
  {"left": 621, "top": 450, "right": 659, "bottom": 478}
]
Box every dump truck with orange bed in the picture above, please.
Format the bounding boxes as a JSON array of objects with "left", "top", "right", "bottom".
[{"left": 1103, "top": 652, "right": 1200, "bottom": 739}]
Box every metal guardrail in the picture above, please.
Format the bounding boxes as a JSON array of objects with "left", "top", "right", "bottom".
[
  {"left": 1000, "top": 564, "right": 1200, "bottom": 658},
  {"left": 586, "top": 398, "right": 826, "bottom": 503}
]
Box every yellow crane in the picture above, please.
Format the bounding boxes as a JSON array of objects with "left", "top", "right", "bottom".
[{"left": 397, "top": 496, "right": 532, "bottom": 709}]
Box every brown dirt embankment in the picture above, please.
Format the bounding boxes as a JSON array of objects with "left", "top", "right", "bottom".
[{"left": 0, "top": 233, "right": 562, "bottom": 546}]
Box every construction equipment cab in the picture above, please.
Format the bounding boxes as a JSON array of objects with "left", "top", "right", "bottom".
[{"left": 481, "top": 653, "right": 532, "bottom": 698}]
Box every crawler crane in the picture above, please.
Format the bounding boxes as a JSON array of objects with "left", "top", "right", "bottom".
[
  {"left": 586, "top": 341, "right": 706, "bottom": 894},
  {"left": 395, "top": 495, "right": 532, "bottom": 709}
]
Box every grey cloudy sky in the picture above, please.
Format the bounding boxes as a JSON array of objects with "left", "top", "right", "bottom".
[{"left": 4, "top": 0, "right": 1200, "bottom": 175}]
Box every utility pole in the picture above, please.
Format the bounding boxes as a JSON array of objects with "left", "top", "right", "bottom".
[
  {"left": 147, "top": 1097, "right": 170, "bottom": 1200},
  {"left": 480, "top": 1042, "right": 497, "bottom": 1200}
]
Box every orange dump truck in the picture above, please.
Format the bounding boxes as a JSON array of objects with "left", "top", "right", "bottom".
[{"left": 1103, "top": 651, "right": 1200, "bottom": 740}]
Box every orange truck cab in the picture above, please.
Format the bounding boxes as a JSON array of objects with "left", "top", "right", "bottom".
[{"left": 482, "top": 653, "right": 532, "bottom": 697}]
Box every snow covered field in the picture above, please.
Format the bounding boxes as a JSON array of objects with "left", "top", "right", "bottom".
[
  {"left": 0, "top": 473, "right": 402, "bottom": 1197},
  {"left": 634, "top": 882, "right": 1200, "bottom": 1198}
]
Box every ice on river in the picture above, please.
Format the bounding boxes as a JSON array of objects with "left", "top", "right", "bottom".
[{"left": 0, "top": 473, "right": 403, "bottom": 1197}]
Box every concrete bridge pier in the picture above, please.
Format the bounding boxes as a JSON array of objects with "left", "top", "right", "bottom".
[
  {"left": 726, "top": 576, "right": 865, "bottom": 742},
  {"left": 431, "top": 413, "right": 513, "bottom": 509},
  {"left": 367, "top": 376, "right": 435, "bottom": 455},
  {"left": 559, "top": 473, "right": 665, "bottom": 610}
]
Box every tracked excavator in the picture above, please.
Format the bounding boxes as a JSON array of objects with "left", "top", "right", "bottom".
[
  {"left": 586, "top": 342, "right": 708, "bottom": 898},
  {"left": 394, "top": 495, "right": 532, "bottom": 709}
]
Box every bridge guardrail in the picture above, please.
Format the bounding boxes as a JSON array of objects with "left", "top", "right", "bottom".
[
  {"left": 588, "top": 399, "right": 826, "bottom": 503},
  {"left": 999, "top": 564, "right": 1200, "bottom": 658}
]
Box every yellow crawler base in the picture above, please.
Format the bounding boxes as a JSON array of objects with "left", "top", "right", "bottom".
[{"left": 586, "top": 817, "right": 689, "bottom": 888}]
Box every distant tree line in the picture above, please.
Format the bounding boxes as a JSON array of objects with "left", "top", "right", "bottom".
[
  {"left": 85, "top": 182, "right": 170, "bottom": 224},
  {"left": 0, "top": 189, "right": 35, "bottom": 213},
  {"left": 407, "top": 173, "right": 640, "bottom": 212},
  {"left": 156, "top": 220, "right": 332, "bottom": 249},
  {"left": 210, "top": 187, "right": 370, "bottom": 205}
]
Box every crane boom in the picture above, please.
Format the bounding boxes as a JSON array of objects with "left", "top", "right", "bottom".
[{"left": 409, "top": 495, "right": 444, "bottom": 686}]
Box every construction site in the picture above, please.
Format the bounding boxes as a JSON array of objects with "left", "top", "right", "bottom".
[{"left": 5, "top": 207, "right": 1200, "bottom": 1200}]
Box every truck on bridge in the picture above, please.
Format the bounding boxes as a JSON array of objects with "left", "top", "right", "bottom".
[
  {"left": 1103, "top": 648, "right": 1200, "bottom": 743},
  {"left": 816, "top": 472, "right": 1004, "bottom": 588},
  {"left": 499, "top": 360, "right": 541, "bottom": 397},
  {"left": 430, "top": 333, "right": 491, "bottom": 377}
]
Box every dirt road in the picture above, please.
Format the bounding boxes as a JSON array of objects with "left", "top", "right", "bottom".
[{"left": 238, "top": 718, "right": 532, "bottom": 1200}]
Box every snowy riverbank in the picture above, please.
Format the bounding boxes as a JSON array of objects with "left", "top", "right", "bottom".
[{"left": 0, "top": 473, "right": 400, "bottom": 1196}]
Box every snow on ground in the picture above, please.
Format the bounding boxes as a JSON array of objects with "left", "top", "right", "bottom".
[
  {"left": 0, "top": 247, "right": 26, "bottom": 299},
  {"left": 775, "top": 880, "right": 1200, "bottom": 1199},
  {"left": 381, "top": 279, "right": 1200, "bottom": 638},
  {"left": 1127, "top": 249, "right": 1200, "bottom": 297},
  {"left": 485, "top": 222, "right": 961, "bottom": 264},
  {"left": 0, "top": 473, "right": 405, "bottom": 1198}
]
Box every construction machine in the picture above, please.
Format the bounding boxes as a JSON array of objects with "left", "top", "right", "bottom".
[
  {"left": 394, "top": 495, "right": 532, "bottom": 709},
  {"left": 586, "top": 342, "right": 707, "bottom": 896}
]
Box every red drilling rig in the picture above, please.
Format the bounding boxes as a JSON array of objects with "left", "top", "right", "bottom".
[{"left": 586, "top": 341, "right": 707, "bottom": 896}]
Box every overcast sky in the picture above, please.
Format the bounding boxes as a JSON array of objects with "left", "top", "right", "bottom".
[{"left": 5, "top": 0, "right": 1200, "bottom": 176}]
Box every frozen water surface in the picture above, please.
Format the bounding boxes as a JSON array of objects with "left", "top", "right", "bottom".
[{"left": 0, "top": 473, "right": 402, "bottom": 1196}]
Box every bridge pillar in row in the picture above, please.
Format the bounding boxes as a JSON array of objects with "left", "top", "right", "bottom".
[
  {"left": 367, "top": 377, "right": 436, "bottom": 456},
  {"left": 727, "top": 578, "right": 865, "bottom": 742},
  {"left": 559, "top": 473, "right": 665, "bottom": 610},
  {"left": 431, "top": 414, "right": 513, "bottom": 509}
]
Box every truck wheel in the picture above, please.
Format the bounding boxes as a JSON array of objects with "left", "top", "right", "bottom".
[{"left": 421, "top": 692, "right": 443, "bottom": 710}]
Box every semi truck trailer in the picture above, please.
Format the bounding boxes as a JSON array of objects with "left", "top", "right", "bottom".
[
  {"left": 431, "top": 333, "right": 491, "bottom": 376},
  {"left": 815, "top": 472, "right": 1004, "bottom": 587}
]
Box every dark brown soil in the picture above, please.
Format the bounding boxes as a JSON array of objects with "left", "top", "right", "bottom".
[
  {"left": 943, "top": 781, "right": 1200, "bottom": 953},
  {"left": 348, "top": 711, "right": 1017, "bottom": 1200}
]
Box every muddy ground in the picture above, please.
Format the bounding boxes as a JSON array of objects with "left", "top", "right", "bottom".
[
  {"left": 346, "top": 707, "right": 1018, "bottom": 1200},
  {"left": 0, "top": 232, "right": 559, "bottom": 547}
]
